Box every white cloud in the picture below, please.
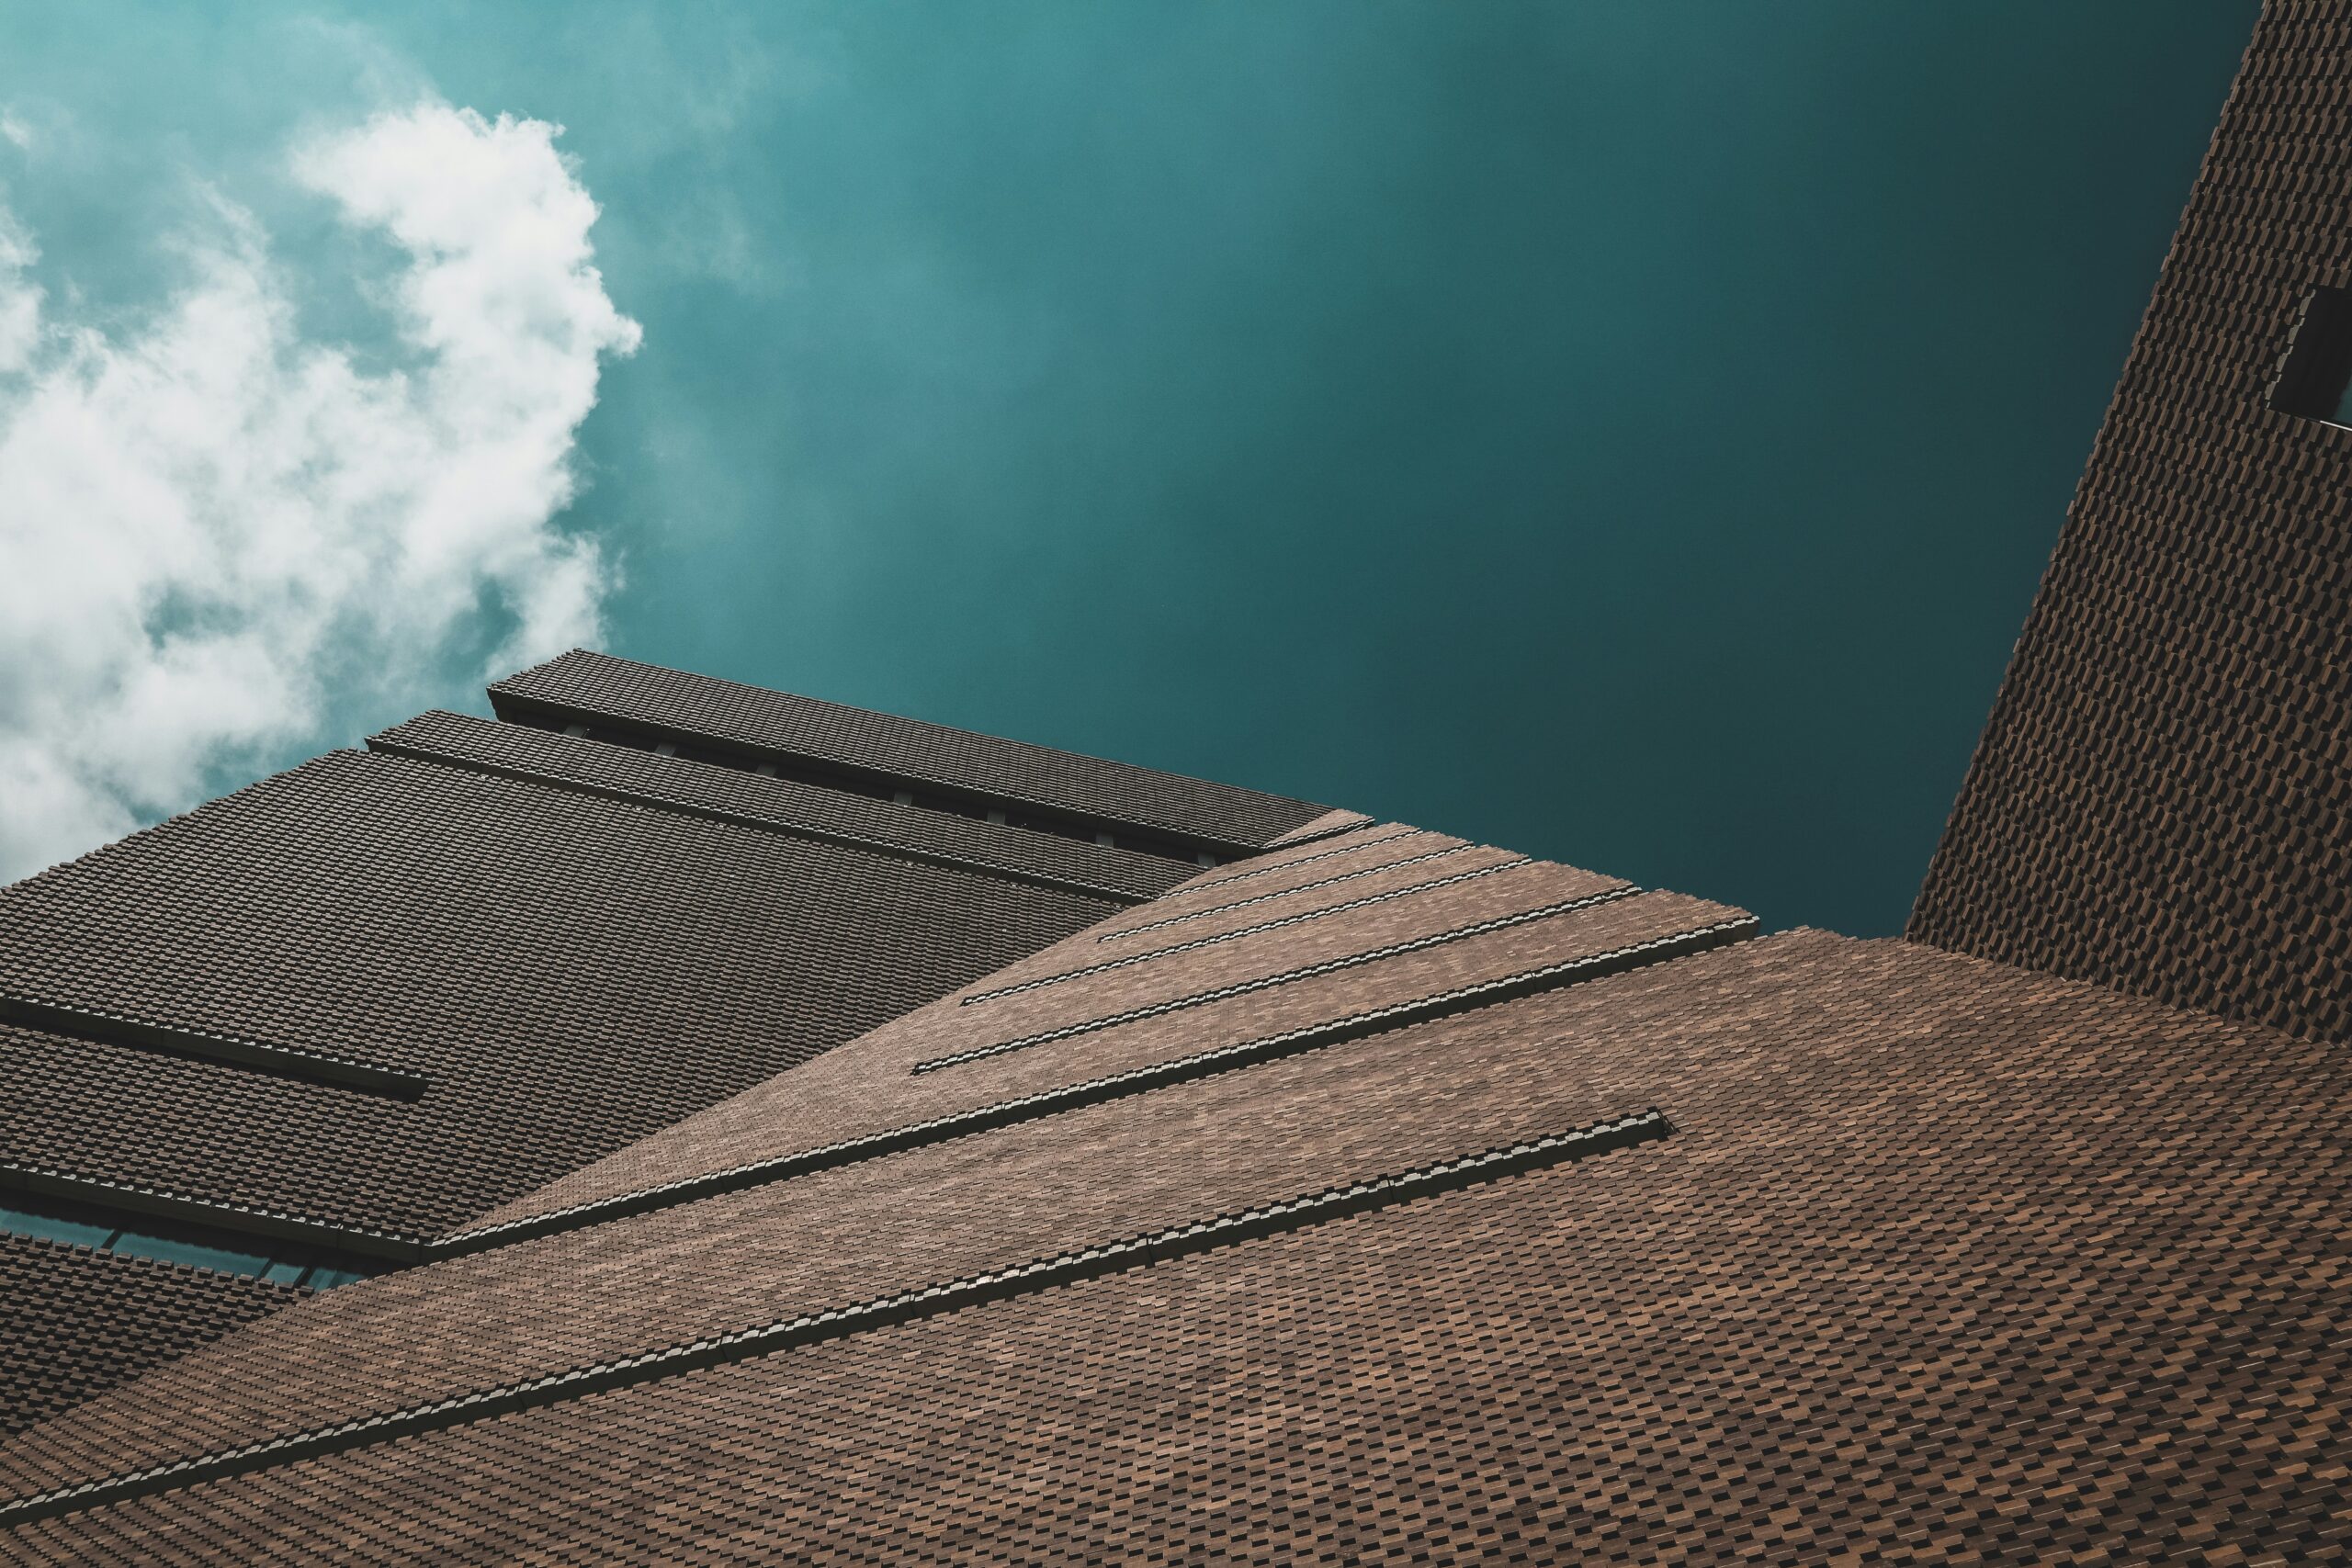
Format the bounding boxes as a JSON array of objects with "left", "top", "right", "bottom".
[
  {"left": 0, "top": 204, "right": 38, "bottom": 373},
  {"left": 0, "top": 111, "right": 28, "bottom": 152},
  {"left": 0, "top": 103, "right": 640, "bottom": 881}
]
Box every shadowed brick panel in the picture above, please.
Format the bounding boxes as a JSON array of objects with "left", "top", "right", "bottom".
[
  {"left": 0, "top": 749, "right": 1114, "bottom": 1240},
  {"left": 1909, "top": 5, "right": 2352, "bottom": 1043},
  {"left": 0, "top": 1237, "right": 296, "bottom": 1439},
  {"left": 492, "top": 649, "right": 1335, "bottom": 849}
]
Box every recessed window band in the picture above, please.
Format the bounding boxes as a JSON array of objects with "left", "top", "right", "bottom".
[
  {"left": 967, "top": 861, "right": 1611, "bottom": 1007},
  {"left": 0, "top": 996, "right": 427, "bottom": 1100},
  {"left": 922, "top": 907, "right": 1755, "bottom": 1074}
]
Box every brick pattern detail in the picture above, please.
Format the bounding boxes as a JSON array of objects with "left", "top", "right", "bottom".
[
  {"left": 1092, "top": 838, "right": 1495, "bottom": 944},
  {"left": 1262, "top": 807, "right": 1374, "bottom": 847},
  {"left": 0, "top": 852, "right": 1740, "bottom": 1491},
  {"left": 6, "top": 933, "right": 2347, "bottom": 1562},
  {"left": 0, "top": 1237, "right": 295, "bottom": 1438},
  {"left": 1140, "top": 822, "right": 1435, "bottom": 902},
  {"left": 0, "top": 742, "right": 1129, "bottom": 1430},
  {"left": 0, "top": 750, "right": 1114, "bottom": 1244},
  {"left": 492, "top": 649, "right": 1335, "bottom": 849},
  {"left": 1909, "top": 4, "right": 2352, "bottom": 1044},
  {"left": 955, "top": 850, "right": 1547, "bottom": 1005},
  {"left": 465, "top": 869, "right": 1717, "bottom": 1234},
  {"left": 0, "top": 1114, "right": 1671, "bottom": 1523}
]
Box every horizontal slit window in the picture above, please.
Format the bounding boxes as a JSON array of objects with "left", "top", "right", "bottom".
[
  {"left": 0, "top": 1206, "right": 111, "bottom": 1251},
  {"left": 0, "top": 995, "right": 428, "bottom": 1100},
  {"left": 504, "top": 712, "right": 1234, "bottom": 864},
  {"left": 0, "top": 1195, "right": 380, "bottom": 1291},
  {"left": 107, "top": 1233, "right": 272, "bottom": 1274}
]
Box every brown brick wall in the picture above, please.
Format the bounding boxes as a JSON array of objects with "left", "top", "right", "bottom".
[
  {"left": 0, "top": 749, "right": 1117, "bottom": 1240},
  {"left": 0, "top": 726, "right": 1134, "bottom": 1430},
  {"left": 0, "top": 1238, "right": 295, "bottom": 1438},
  {"left": 7, "top": 932, "right": 2346, "bottom": 1561},
  {"left": 465, "top": 863, "right": 1714, "bottom": 1234}
]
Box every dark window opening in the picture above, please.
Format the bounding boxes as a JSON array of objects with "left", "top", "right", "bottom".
[
  {"left": 0, "top": 1191, "right": 379, "bottom": 1291},
  {"left": 2270, "top": 285, "right": 2352, "bottom": 429},
  {"left": 511, "top": 709, "right": 1232, "bottom": 864}
]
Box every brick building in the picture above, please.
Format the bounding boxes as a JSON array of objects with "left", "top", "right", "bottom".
[{"left": 3, "top": 6, "right": 2348, "bottom": 1561}]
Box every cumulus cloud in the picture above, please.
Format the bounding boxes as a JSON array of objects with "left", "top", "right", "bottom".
[{"left": 0, "top": 104, "right": 640, "bottom": 881}]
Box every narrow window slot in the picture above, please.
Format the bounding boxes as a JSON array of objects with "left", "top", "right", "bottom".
[
  {"left": 508, "top": 709, "right": 1238, "bottom": 864},
  {"left": 2269, "top": 285, "right": 2352, "bottom": 429},
  {"left": 0, "top": 996, "right": 429, "bottom": 1100},
  {"left": 0, "top": 1193, "right": 380, "bottom": 1291}
]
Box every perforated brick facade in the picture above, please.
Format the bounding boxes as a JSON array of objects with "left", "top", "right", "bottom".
[{"left": 0, "top": 655, "right": 1331, "bottom": 1451}]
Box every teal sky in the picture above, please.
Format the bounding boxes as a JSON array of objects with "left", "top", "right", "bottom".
[{"left": 0, "top": 2, "right": 2252, "bottom": 933}]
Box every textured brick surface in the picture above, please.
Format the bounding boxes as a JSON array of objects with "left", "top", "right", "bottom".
[
  {"left": 1911, "top": 4, "right": 2352, "bottom": 1044},
  {"left": 1263, "top": 806, "right": 1374, "bottom": 846},
  {"left": 370, "top": 710, "right": 1193, "bottom": 902},
  {"left": 492, "top": 649, "right": 1335, "bottom": 849},
  {"left": 1078, "top": 827, "right": 1486, "bottom": 949},
  {"left": 0, "top": 742, "right": 1122, "bottom": 1427},
  {"left": 0, "top": 972, "right": 1684, "bottom": 1487},
  {"left": 0, "top": 637, "right": 1343, "bottom": 1438},
  {"left": 0, "top": 846, "right": 1736, "bottom": 1490},
  {"left": 466, "top": 865, "right": 1713, "bottom": 1233},
  {"left": 1135, "top": 820, "right": 1435, "bottom": 903},
  {"left": 952, "top": 843, "right": 1542, "bottom": 1004},
  {"left": 8, "top": 932, "right": 2348, "bottom": 1562},
  {"left": 0, "top": 749, "right": 1114, "bottom": 1239},
  {"left": 0, "top": 1237, "right": 295, "bottom": 1438},
  {"left": 914, "top": 857, "right": 1638, "bottom": 1057}
]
